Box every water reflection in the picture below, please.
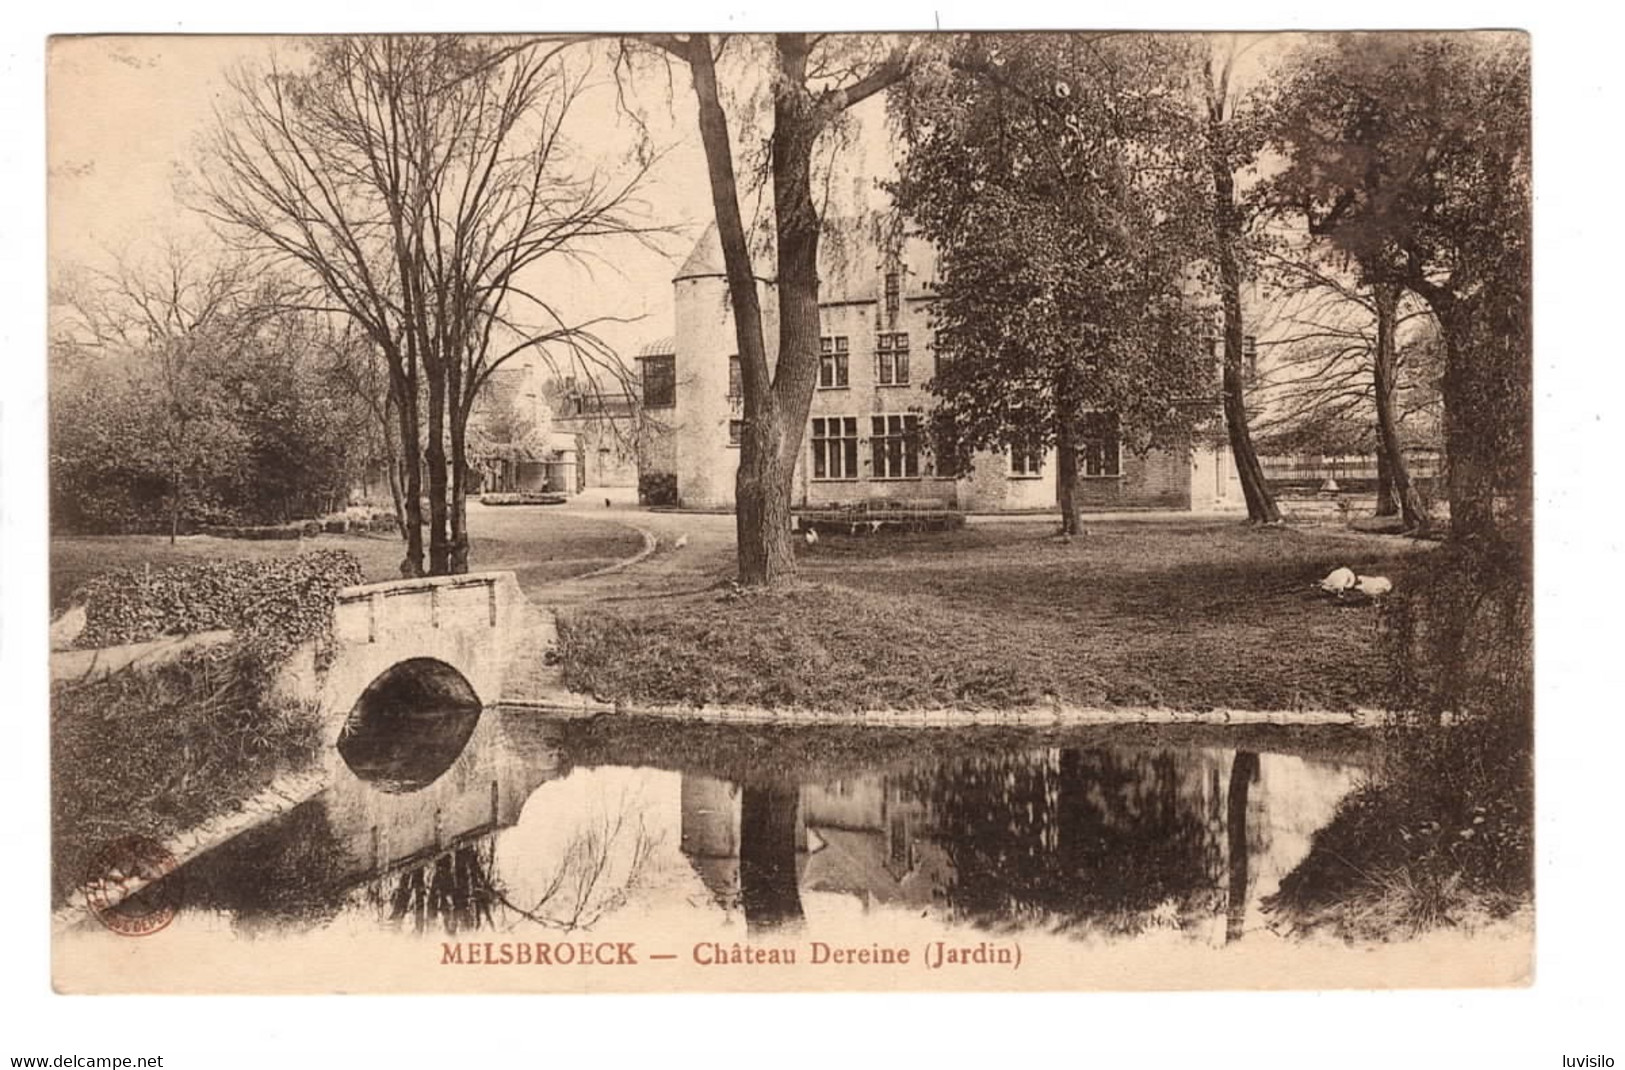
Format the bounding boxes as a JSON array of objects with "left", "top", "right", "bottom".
[
  {"left": 375, "top": 842, "right": 498, "bottom": 936},
  {"left": 156, "top": 713, "right": 1363, "bottom": 947},
  {"left": 739, "top": 782, "right": 806, "bottom": 934}
]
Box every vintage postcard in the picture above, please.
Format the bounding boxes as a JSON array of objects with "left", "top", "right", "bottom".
[{"left": 47, "top": 29, "right": 1532, "bottom": 994}]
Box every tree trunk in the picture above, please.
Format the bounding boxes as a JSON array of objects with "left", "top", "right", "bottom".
[
  {"left": 1210, "top": 120, "right": 1280, "bottom": 525},
  {"left": 689, "top": 35, "right": 809, "bottom": 582},
  {"left": 1056, "top": 419, "right": 1080, "bottom": 536},
  {"left": 1403, "top": 291, "right": 1496, "bottom": 541},
  {"left": 738, "top": 780, "right": 805, "bottom": 934},
  {"left": 425, "top": 365, "right": 451, "bottom": 576},
  {"left": 1376, "top": 449, "right": 1398, "bottom": 517},
  {"left": 392, "top": 369, "right": 425, "bottom": 577},
  {"left": 381, "top": 393, "right": 409, "bottom": 543},
  {"left": 1440, "top": 332, "right": 1497, "bottom": 540},
  {"left": 168, "top": 457, "right": 182, "bottom": 545},
  {"left": 735, "top": 409, "right": 799, "bottom": 585},
  {"left": 1225, "top": 750, "right": 1259, "bottom": 945},
  {"left": 1372, "top": 283, "right": 1426, "bottom": 530},
  {"left": 448, "top": 404, "right": 470, "bottom": 576}
]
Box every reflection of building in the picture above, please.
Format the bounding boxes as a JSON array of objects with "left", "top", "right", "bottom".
[
  {"left": 674, "top": 747, "right": 1364, "bottom": 943},
  {"left": 679, "top": 776, "right": 743, "bottom": 907},
  {"left": 637, "top": 223, "right": 1242, "bottom": 512},
  {"left": 799, "top": 779, "right": 951, "bottom": 908},
  {"left": 678, "top": 771, "right": 950, "bottom": 918}
]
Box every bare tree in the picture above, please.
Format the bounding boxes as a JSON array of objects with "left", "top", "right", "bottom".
[
  {"left": 1204, "top": 40, "right": 1282, "bottom": 524},
  {"left": 635, "top": 34, "right": 915, "bottom": 586},
  {"left": 1252, "top": 247, "right": 1437, "bottom": 530},
  {"left": 198, "top": 36, "right": 659, "bottom": 575}
]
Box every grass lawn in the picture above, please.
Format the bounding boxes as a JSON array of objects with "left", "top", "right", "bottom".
[
  {"left": 558, "top": 521, "right": 1431, "bottom": 712},
  {"left": 50, "top": 508, "right": 645, "bottom": 611}
]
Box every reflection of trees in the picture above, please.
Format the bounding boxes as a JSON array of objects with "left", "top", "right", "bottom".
[
  {"left": 497, "top": 789, "right": 662, "bottom": 933},
  {"left": 178, "top": 800, "right": 352, "bottom": 936},
  {"left": 911, "top": 748, "right": 1223, "bottom": 935},
  {"left": 1226, "top": 751, "right": 1261, "bottom": 944},
  {"left": 377, "top": 840, "right": 498, "bottom": 936},
  {"left": 739, "top": 781, "right": 805, "bottom": 934}
]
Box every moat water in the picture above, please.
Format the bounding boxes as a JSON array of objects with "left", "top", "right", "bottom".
[{"left": 135, "top": 707, "right": 1371, "bottom": 948}]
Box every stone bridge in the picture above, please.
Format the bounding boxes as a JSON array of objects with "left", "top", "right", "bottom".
[{"left": 297, "top": 572, "right": 533, "bottom": 750}]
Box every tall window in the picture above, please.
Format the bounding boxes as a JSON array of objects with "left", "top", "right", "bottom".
[
  {"left": 811, "top": 417, "right": 859, "bottom": 480},
  {"left": 1242, "top": 334, "right": 1259, "bottom": 380},
  {"left": 1081, "top": 412, "right": 1121, "bottom": 477},
  {"left": 871, "top": 414, "right": 922, "bottom": 479},
  {"left": 728, "top": 419, "right": 744, "bottom": 447},
  {"left": 884, "top": 271, "right": 901, "bottom": 318},
  {"left": 932, "top": 330, "right": 953, "bottom": 378},
  {"left": 930, "top": 414, "right": 962, "bottom": 478},
  {"left": 877, "top": 332, "right": 910, "bottom": 385},
  {"left": 728, "top": 355, "right": 742, "bottom": 399},
  {"left": 819, "top": 336, "right": 849, "bottom": 388},
  {"left": 1010, "top": 444, "right": 1043, "bottom": 478},
  {"left": 641, "top": 354, "right": 675, "bottom": 409}
]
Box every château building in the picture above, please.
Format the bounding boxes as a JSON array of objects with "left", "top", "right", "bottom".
[{"left": 636, "top": 223, "right": 1244, "bottom": 513}]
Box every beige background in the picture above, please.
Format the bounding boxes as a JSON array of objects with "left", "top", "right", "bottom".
[{"left": 7, "top": 6, "right": 1619, "bottom": 1068}]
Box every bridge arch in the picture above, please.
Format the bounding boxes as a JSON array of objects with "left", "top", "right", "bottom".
[
  {"left": 301, "top": 570, "right": 528, "bottom": 756},
  {"left": 336, "top": 658, "right": 483, "bottom": 793}
]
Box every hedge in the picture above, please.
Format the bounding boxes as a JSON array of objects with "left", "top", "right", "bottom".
[
  {"left": 638, "top": 473, "right": 678, "bottom": 507},
  {"left": 73, "top": 551, "right": 365, "bottom": 672},
  {"left": 481, "top": 491, "right": 567, "bottom": 506}
]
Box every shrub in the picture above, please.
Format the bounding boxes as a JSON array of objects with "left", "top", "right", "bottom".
[
  {"left": 203, "top": 523, "right": 304, "bottom": 540},
  {"left": 1384, "top": 535, "right": 1532, "bottom": 733},
  {"left": 74, "top": 550, "right": 365, "bottom": 675},
  {"left": 638, "top": 472, "right": 678, "bottom": 507},
  {"left": 481, "top": 491, "right": 566, "bottom": 506}
]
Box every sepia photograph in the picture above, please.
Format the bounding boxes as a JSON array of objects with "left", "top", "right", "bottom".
[{"left": 39, "top": 26, "right": 1537, "bottom": 1001}]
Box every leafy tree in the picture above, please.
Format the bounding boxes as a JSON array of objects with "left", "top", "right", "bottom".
[
  {"left": 1265, "top": 32, "right": 1530, "bottom": 538},
  {"left": 890, "top": 33, "right": 1211, "bottom": 535},
  {"left": 200, "top": 36, "right": 656, "bottom": 574},
  {"left": 907, "top": 747, "right": 1226, "bottom": 935},
  {"left": 51, "top": 255, "right": 377, "bottom": 533},
  {"left": 49, "top": 244, "right": 256, "bottom": 537}
]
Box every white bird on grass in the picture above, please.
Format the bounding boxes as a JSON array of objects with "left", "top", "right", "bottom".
[
  {"left": 1318, "top": 566, "right": 1358, "bottom": 594},
  {"left": 804, "top": 527, "right": 819, "bottom": 545},
  {"left": 1317, "top": 565, "right": 1393, "bottom": 599},
  {"left": 1353, "top": 574, "right": 1392, "bottom": 598},
  {"left": 672, "top": 534, "right": 688, "bottom": 550}
]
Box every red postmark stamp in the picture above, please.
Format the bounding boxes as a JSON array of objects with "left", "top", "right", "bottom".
[{"left": 82, "top": 835, "right": 183, "bottom": 937}]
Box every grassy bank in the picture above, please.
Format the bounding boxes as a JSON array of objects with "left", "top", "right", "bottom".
[
  {"left": 559, "top": 521, "right": 1428, "bottom": 711},
  {"left": 1264, "top": 536, "right": 1534, "bottom": 939},
  {"left": 51, "top": 648, "right": 323, "bottom": 906}
]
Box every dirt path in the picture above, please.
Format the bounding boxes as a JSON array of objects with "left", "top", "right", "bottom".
[{"left": 523, "top": 504, "right": 738, "bottom": 608}]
